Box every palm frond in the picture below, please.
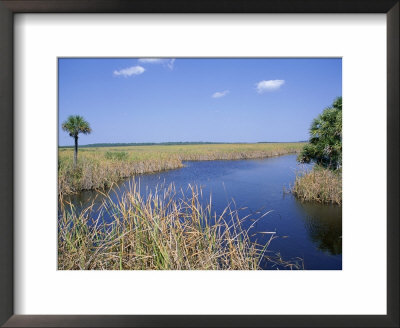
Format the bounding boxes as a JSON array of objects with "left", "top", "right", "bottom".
[{"left": 61, "top": 115, "right": 92, "bottom": 136}]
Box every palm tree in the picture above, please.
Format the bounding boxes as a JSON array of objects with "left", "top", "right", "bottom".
[
  {"left": 298, "top": 97, "right": 342, "bottom": 169},
  {"left": 61, "top": 115, "right": 92, "bottom": 166}
]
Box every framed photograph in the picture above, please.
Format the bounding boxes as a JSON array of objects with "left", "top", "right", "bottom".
[
  {"left": 56, "top": 57, "right": 342, "bottom": 270},
  {"left": 0, "top": 0, "right": 398, "bottom": 327}
]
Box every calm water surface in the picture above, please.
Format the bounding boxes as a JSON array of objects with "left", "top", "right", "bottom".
[{"left": 64, "top": 155, "right": 342, "bottom": 270}]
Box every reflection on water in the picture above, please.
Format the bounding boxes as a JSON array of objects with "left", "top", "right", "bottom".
[
  {"left": 295, "top": 201, "right": 342, "bottom": 255},
  {"left": 61, "top": 155, "right": 342, "bottom": 270}
]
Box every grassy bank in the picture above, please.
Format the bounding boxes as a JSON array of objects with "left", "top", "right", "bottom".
[
  {"left": 58, "top": 183, "right": 302, "bottom": 270},
  {"left": 59, "top": 143, "right": 304, "bottom": 195},
  {"left": 292, "top": 167, "right": 342, "bottom": 205}
]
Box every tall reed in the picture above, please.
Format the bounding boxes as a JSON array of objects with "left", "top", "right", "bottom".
[
  {"left": 58, "top": 143, "right": 304, "bottom": 196},
  {"left": 58, "top": 183, "right": 302, "bottom": 270},
  {"left": 292, "top": 167, "right": 342, "bottom": 205}
]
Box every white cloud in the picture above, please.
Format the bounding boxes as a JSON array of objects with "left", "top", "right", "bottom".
[
  {"left": 256, "top": 80, "right": 285, "bottom": 93},
  {"left": 167, "top": 59, "right": 175, "bottom": 70},
  {"left": 138, "top": 58, "right": 175, "bottom": 70},
  {"left": 113, "top": 66, "right": 145, "bottom": 77},
  {"left": 212, "top": 90, "right": 230, "bottom": 98},
  {"left": 138, "top": 58, "right": 163, "bottom": 63}
]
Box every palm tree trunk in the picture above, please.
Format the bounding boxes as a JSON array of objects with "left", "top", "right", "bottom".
[{"left": 74, "top": 135, "right": 78, "bottom": 167}]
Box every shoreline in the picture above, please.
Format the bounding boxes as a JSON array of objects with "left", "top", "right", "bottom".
[{"left": 58, "top": 145, "right": 303, "bottom": 196}]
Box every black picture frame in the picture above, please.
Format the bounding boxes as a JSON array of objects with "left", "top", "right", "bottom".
[{"left": 0, "top": 1, "right": 398, "bottom": 327}]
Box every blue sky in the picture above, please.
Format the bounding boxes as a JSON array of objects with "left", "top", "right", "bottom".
[{"left": 58, "top": 58, "right": 341, "bottom": 146}]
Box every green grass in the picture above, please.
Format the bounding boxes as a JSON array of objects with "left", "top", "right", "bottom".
[
  {"left": 58, "top": 182, "right": 302, "bottom": 270},
  {"left": 292, "top": 166, "right": 342, "bottom": 205},
  {"left": 58, "top": 143, "right": 305, "bottom": 195},
  {"left": 104, "top": 151, "right": 129, "bottom": 161}
]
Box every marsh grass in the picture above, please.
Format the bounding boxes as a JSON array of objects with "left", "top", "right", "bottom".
[
  {"left": 292, "top": 166, "right": 342, "bottom": 205},
  {"left": 104, "top": 151, "right": 129, "bottom": 161},
  {"left": 58, "top": 182, "right": 302, "bottom": 270},
  {"left": 58, "top": 143, "right": 304, "bottom": 195},
  {"left": 58, "top": 153, "right": 183, "bottom": 195}
]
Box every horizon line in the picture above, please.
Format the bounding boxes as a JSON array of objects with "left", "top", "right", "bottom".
[{"left": 59, "top": 140, "right": 307, "bottom": 147}]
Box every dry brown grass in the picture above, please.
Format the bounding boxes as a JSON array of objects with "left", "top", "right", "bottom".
[
  {"left": 58, "top": 182, "right": 302, "bottom": 270},
  {"left": 58, "top": 143, "right": 304, "bottom": 196},
  {"left": 292, "top": 167, "right": 342, "bottom": 205}
]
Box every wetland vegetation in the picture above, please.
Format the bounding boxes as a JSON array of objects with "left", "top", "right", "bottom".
[
  {"left": 58, "top": 142, "right": 304, "bottom": 196},
  {"left": 292, "top": 167, "right": 342, "bottom": 205},
  {"left": 58, "top": 58, "right": 342, "bottom": 270},
  {"left": 294, "top": 97, "right": 342, "bottom": 204},
  {"left": 59, "top": 182, "right": 302, "bottom": 270}
]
